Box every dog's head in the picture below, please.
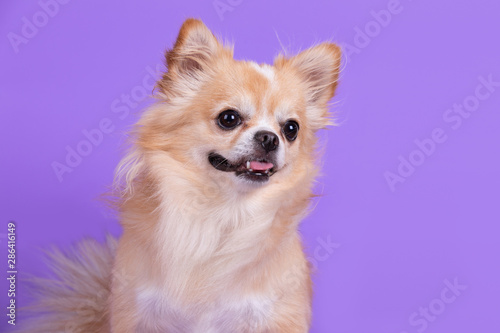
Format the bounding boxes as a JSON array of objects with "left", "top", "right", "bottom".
[{"left": 134, "top": 19, "right": 341, "bottom": 193}]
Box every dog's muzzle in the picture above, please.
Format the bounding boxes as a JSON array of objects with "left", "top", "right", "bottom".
[{"left": 208, "top": 153, "right": 277, "bottom": 182}]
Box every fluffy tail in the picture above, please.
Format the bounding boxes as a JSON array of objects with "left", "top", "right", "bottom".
[{"left": 17, "top": 236, "right": 117, "bottom": 333}]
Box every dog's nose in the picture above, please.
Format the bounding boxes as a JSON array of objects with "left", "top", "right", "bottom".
[{"left": 254, "top": 130, "right": 279, "bottom": 153}]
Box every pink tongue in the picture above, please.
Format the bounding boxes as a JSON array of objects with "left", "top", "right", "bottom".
[{"left": 250, "top": 161, "right": 273, "bottom": 171}]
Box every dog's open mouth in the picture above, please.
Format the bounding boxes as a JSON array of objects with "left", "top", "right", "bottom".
[{"left": 208, "top": 153, "right": 276, "bottom": 182}]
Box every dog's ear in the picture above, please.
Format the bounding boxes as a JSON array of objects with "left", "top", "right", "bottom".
[
  {"left": 275, "top": 43, "right": 341, "bottom": 129},
  {"left": 159, "top": 19, "right": 228, "bottom": 96}
]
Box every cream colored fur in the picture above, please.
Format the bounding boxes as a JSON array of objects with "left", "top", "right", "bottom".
[{"left": 20, "top": 18, "right": 341, "bottom": 333}]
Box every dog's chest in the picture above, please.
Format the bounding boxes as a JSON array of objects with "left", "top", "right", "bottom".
[{"left": 135, "top": 288, "right": 274, "bottom": 333}]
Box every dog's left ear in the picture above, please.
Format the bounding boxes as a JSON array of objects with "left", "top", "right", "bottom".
[
  {"left": 276, "top": 43, "right": 341, "bottom": 129},
  {"left": 159, "top": 19, "right": 228, "bottom": 96}
]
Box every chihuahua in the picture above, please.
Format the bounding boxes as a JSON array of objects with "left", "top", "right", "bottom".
[{"left": 21, "top": 18, "right": 341, "bottom": 333}]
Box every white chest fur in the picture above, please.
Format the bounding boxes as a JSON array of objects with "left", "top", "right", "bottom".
[{"left": 135, "top": 286, "right": 275, "bottom": 333}]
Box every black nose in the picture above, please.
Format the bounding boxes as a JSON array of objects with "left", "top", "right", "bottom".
[{"left": 254, "top": 130, "right": 279, "bottom": 153}]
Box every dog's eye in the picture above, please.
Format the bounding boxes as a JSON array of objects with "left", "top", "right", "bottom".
[
  {"left": 217, "top": 110, "right": 241, "bottom": 130},
  {"left": 282, "top": 120, "right": 299, "bottom": 141}
]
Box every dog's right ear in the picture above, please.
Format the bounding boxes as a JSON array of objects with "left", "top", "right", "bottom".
[{"left": 158, "top": 19, "right": 228, "bottom": 97}]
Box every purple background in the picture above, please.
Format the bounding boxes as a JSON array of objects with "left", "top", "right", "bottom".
[{"left": 1, "top": 0, "right": 500, "bottom": 332}]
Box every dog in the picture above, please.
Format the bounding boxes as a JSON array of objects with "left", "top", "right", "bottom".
[{"left": 21, "top": 18, "right": 341, "bottom": 333}]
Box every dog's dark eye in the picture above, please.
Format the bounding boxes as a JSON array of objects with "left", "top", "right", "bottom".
[
  {"left": 217, "top": 110, "right": 241, "bottom": 130},
  {"left": 282, "top": 120, "right": 299, "bottom": 141}
]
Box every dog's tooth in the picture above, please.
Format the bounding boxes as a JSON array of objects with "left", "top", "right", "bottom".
[
  {"left": 248, "top": 168, "right": 253, "bottom": 172},
  {"left": 246, "top": 161, "right": 251, "bottom": 169}
]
